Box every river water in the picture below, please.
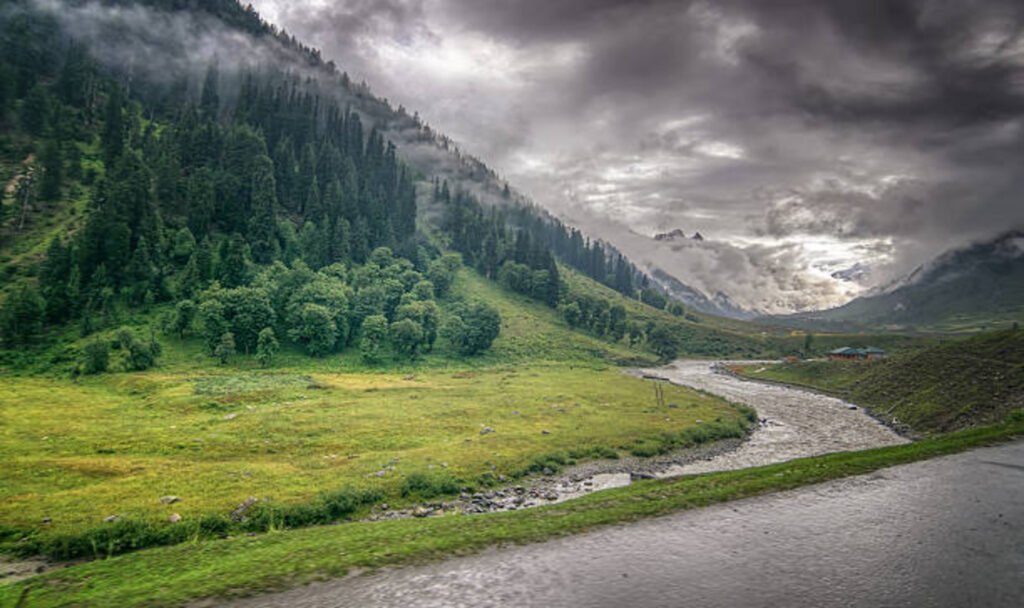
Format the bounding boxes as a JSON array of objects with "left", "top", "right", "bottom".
[
  {"left": 221, "top": 361, "right": 1001, "bottom": 608},
  {"left": 227, "top": 440, "right": 1024, "bottom": 608},
  {"left": 646, "top": 360, "right": 909, "bottom": 475},
  {"left": 363, "top": 359, "right": 908, "bottom": 518}
]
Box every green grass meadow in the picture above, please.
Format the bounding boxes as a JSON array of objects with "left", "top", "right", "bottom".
[
  {"left": 3, "top": 418, "right": 1021, "bottom": 608},
  {"left": 1, "top": 366, "right": 739, "bottom": 539}
]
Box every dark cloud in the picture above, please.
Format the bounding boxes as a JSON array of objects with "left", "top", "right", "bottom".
[{"left": 249, "top": 0, "right": 1024, "bottom": 311}]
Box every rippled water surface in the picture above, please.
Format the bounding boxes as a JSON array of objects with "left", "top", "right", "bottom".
[
  {"left": 228, "top": 441, "right": 1024, "bottom": 608},
  {"left": 646, "top": 360, "right": 908, "bottom": 476}
]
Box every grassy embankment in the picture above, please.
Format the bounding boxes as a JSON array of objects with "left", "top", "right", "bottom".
[
  {"left": 2, "top": 416, "right": 1021, "bottom": 607},
  {"left": 736, "top": 329, "right": 1024, "bottom": 434}
]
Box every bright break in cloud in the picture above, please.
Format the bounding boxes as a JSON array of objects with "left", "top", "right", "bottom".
[{"left": 251, "top": 0, "right": 1024, "bottom": 313}]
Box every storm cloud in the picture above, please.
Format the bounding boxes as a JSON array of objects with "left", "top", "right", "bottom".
[{"left": 239, "top": 1, "right": 1024, "bottom": 310}]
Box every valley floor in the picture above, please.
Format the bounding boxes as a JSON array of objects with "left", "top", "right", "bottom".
[
  {"left": 1, "top": 361, "right": 1021, "bottom": 606},
  {"left": 0, "top": 362, "right": 743, "bottom": 552}
]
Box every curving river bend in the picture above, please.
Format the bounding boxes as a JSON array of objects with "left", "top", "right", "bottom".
[
  {"left": 644, "top": 359, "right": 909, "bottom": 476},
  {"left": 364, "top": 359, "right": 909, "bottom": 517},
  {"left": 217, "top": 360, "right": 1024, "bottom": 608}
]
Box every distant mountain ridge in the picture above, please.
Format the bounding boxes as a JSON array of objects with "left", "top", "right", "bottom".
[
  {"left": 649, "top": 268, "right": 756, "bottom": 320},
  {"left": 653, "top": 228, "right": 703, "bottom": 242},
  {"left": 762, "top": 230, "right": 1024, "bottom": 332}
]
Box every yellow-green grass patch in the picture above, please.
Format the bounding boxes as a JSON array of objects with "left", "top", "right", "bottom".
[{"left": 1, "top": 365, "right": 739, "bottom": 540}]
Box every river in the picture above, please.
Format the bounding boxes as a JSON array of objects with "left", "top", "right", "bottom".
[
  {"left": 646, "top": 359, "right": 908, "bottom": 475},
  {"left": 219, "top": 361, "right": 1017, "bottom": 608},
  {"left": 227, "top": 440, "right": 1024, "bottom": 607},
  {"left": 372, "top": 360, "right": 909, "bottom": 517}
]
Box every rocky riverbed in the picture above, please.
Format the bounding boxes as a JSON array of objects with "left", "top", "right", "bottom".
[
  {"left": 646, "top": 360, "right": 908, "bottom": 476},
  {"left": 363, "top": 359, "right": 908, "bottom": 521},
  {"left": 362, "top": 438, "right": 745, "bottom": 521}
]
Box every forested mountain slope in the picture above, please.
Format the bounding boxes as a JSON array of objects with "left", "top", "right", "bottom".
[{"left": 0, "top": 0, "right": 794, "bottom": 368}]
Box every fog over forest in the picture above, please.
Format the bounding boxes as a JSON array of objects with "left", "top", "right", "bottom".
[{"left": 252, "top": 0, "right": 1024, "bottom": 313}]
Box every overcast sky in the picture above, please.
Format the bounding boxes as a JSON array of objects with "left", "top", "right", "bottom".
[{"left": 249, "top": 0, "right": 1024, "bottom": 312}]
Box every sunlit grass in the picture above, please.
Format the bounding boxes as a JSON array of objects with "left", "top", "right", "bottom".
[
  {"left": 3, "top": 419, "right": 1020, "bottom": 608},
  {"left": 0, "top": 363, "right": 738, "bottom": 540}
]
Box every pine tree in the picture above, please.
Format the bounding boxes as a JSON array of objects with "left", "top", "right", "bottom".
[
  {"left": 186, "top": 168, "right": 215, "bottom": 236},
  {"left": 1, "top": 282, "right": 44, "bottom": 345},
  {"left": 101, "top": 87, "right": 125, "bottom": 165},
  {"left": 248, "top": 155, "right": 278, "bottom": 264},
  {"left": 200, "top": 63, "right": 220, "bottom": 120},
  {"left": 37, "top": 139, "right": 62, "bottom": 201},
  {"left": 19, "top": 84, "right": 50, "bottom": 136},
  {"left": 218, "top": 233, "right": 250, "bottom": 288},
  {"left": 39, "top": 236, "right": 72, "bottom": 322}
]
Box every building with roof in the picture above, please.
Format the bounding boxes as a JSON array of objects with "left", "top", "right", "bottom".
[{"left": 828, "top": 347, "right": 887, "bottom": 361}]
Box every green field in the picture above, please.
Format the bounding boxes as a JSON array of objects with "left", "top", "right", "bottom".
[
  {"left": 0, "top": 266, "right": 760, "bottom": 563},
  {"left": 3, "top": 417, "right": 1021, "bottom": 608},
  {"left": 0, "top": 365, "right": 740, "bottom": 539},
  {"left": 737, "top": 329, "right": 1024, "bottom": 434}
]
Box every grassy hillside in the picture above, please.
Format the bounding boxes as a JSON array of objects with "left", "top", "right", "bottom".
[
  {"left": 739, "top": 329, "right": 1024, "bottom": 434},
  {"left": 559, "top": 265, "right": 940, "bottom": 358}
]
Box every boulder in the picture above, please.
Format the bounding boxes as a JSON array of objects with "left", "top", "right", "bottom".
[
  {"left": 160, "top": 496, "right": 181, "bottom": 505},
  {"left": 103, "top": 515, "right": 122, "bottom": 523},
  {"left": 230, "top": 497, "right": 259, "bottom": 522}
]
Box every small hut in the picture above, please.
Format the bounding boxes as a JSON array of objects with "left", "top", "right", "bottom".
[{"left": 828, "top": 347, "right": 886, "bottom": 361}]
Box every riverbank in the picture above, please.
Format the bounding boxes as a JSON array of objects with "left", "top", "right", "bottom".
[
  {"left": 4, "top": 419, "right": 1021, "bottom": 607},
  {"left": 362, "top": 437, "right": 746, "bottom": 521},
  {"left": 717, "top": 362, "right": 920, "bottom": 438},
  {"left": 225, "top": 440, "right": 1024, "bottom": 608},
  {"left": 638, "top": 360, "right": 907, "bottom": 476},
  {"left": 365, "top": 357, "right": 907, "bottom": 521}
]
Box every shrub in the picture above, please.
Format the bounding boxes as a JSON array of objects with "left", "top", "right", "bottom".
[
  {"left": 629, "top": 442, "right": 663, "bottom": 458},
  {"left": 647, "top": 325, "right": 680, "bottom": 360},
  {"left": 443, "top": 301, "right": 501, "bottom": 355},
  {"left": 399, "top": 472, "right": 461, "bottom": 498},
  {"left": 359, "top": 314, "right": 389, "bottom": 363},
  {"left": 214, "top": 331, "right": 235, "bottom": 364},
  {"left": 517, "top": 452, "right": 569, "bottom": 477},
  {"left": 255, "top": 326, "right": 279, "bottom": 367},
  {"left": 389, "top": 318, "right": 424, "bottom": 357},
  {"left": 116, "top": 328, "right": 161, "bottom": 371},
  {"left": 81, "top": 339, "right": 109, "bottom": 374},
  {"left": 9, "top": 487, "right": 385, "bottom": 561}
]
